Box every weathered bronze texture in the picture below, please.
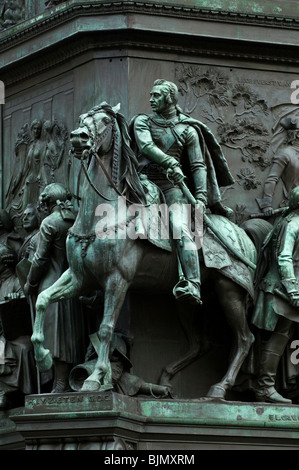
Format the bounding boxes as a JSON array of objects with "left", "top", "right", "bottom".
[{"left": 1, "top": 0, "right": 299, "bottom": 451}]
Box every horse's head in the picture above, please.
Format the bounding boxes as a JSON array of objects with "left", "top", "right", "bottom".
[
  {"left": 70, "top": 102, "right": 120, "bottom": 160},
  {"left": 70, "top": 101, "right": 147, "bottom": 204}
]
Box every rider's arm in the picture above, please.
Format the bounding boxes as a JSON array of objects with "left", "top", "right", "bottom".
[{"left": 133, "top": 115, "right": 180, "bottom": 170}]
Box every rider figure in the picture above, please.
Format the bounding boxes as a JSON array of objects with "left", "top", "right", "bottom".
[{"left": 132, "top": 79, "right": 234, "bottom": 305}]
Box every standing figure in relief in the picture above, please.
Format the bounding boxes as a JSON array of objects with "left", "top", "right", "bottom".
[
  {"left": 252, "top": 186, "right": 299, "bottom": 403},
  {"left": 24, "top": 183, "right": 87, "bottom": 393},
  {"left": 257, "top": 117, "right": 299, "bottom": 216}
]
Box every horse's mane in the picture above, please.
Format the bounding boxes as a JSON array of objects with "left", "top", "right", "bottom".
[{"left": 90, "top": 102, "right": 147, "bottom": 205}]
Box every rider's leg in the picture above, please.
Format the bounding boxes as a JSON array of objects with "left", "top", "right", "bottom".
[
  {"left": 173, "top": 235, "right": 202, "bottom": 304},
  {"left": 165, "top": 188, "right": 202, "bottom": 304}
]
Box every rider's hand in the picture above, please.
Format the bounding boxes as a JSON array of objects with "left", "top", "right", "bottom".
[{"left": 167, "top": 166, "right": 185, "bottom": 185}]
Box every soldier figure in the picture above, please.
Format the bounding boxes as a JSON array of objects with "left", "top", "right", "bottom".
[
  {"left": 24, "top": 183, "right": 87, "bottom": 393},
  {"left": 257, "top": 117, "right": 299, "bottom": 216},
  {"left": 252, "top": 186, "right": 299, "bottom": 403}
]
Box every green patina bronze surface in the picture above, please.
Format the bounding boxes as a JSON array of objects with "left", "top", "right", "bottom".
[{"left": 22, "top": 390, "right": 299, "bottom": 428}]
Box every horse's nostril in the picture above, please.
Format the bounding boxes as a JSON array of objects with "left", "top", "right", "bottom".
[
  {"left": 70, "top": 129, "right": 89, "bottom": 141},
  {"left": 80, "top": 132, "right": 89, "bottom": 141}
]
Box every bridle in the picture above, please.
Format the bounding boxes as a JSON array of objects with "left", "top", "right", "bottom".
[{"left": 72, "top": 115, "right": 123, "bottom": 202}]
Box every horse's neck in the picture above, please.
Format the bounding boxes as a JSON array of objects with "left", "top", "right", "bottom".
[{"left": 74, "top": 151, "right": 119, "bottom": 234}]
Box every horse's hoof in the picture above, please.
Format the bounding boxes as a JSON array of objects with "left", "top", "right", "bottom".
[
  {"left": 206, "top": 384, "right": 226, "bottom": 399},
  {"left": 36, "top": 351, "right": 53, "bottom": 372},
  {"left": 81, "top": 380, "right": 113, "bottom": 392},
  {"left": 158, "top": 373, "right": 172, "bottom": 389},
  {"left": 81, "top": 379, "right": 101, "bottom": 392}
]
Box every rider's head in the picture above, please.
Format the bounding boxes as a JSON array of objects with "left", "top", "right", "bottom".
[
  {"left": 153, "top": 79, "right": 179, "bottom": 106},
  {"left": 289, "top": 186, "right": 299, "bottom": 211}
]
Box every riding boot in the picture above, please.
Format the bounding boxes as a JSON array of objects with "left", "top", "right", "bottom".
[
  {"left": 255, "top": 330, "right": 292, "bottom": 404},
  {"left": 51, "top": 360, "right": 72, "bottom": 393},
  {"left": 173, "top": 237, "right": 202, "bottom": 305}
]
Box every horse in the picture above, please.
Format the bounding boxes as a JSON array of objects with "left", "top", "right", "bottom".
[{"left": 31, "top": 101, "right": 268, "bottom": 399}]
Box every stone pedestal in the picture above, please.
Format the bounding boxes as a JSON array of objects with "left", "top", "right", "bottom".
[
  {"left": 0, "top": 408, "right": 26, "bottom": 450},
  {"left": 8, "top": 391, "right": 299, "bottom": 450},
  {"left": 2, "top": 0, "right": 299, "bottom": 453}
]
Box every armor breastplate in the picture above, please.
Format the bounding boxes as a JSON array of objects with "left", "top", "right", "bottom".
[{"left": 149, "top": 118, "right": 188, "bottom": 163}]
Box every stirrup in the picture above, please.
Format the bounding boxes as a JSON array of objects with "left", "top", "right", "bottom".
[{"left": 173, "top": 279, "right": 202, "bottom": 305}]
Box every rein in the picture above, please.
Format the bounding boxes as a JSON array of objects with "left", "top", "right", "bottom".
[
  {"left": 75, "top": 119, "right": 121, "bottom": 202},
  {"left": 80, "top": 153, "right": 121, "bottom": 202}
]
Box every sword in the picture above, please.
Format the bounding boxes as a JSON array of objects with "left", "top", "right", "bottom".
[{"left": 250, "top": 207, "right": 285, "bottom": 219}]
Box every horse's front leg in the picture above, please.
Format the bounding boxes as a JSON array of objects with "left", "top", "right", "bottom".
[
  {"left": 81, "top": 274, "right": 129, "bottom": 392},
  {"left": 31, "top": 269, "right": 82, "bottom": 372}
]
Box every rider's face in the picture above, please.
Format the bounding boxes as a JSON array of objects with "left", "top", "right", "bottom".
[{"left": 149, "top": 86, "right": 168, "bottom": 114}]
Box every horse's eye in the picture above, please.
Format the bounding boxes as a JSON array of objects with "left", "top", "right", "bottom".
[{"left": 103, "top": 117, "right": 110, "bottom": 125}]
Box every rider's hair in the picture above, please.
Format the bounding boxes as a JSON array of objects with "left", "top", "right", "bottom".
[{"left": 153, "top": 79, "right": 179, "bottom": 105}]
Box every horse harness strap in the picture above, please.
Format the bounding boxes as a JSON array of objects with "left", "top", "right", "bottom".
[
  {"left": 84, "top": 150, "right": 151, "bottom": 206},
  {"left": 80, "top": 155, "right": 118, "bottom": 202},
  {"left": 93, "top": 151, "right": 124, "bottom": 198}
]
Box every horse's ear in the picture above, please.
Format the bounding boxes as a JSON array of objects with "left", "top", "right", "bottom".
[{"left": 113, "top": 103, "right": 121, "bottom": 114}]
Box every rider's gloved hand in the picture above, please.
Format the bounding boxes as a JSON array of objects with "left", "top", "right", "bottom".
[{"left": 167, "top": 165, "right": 185, "bottom": 185}]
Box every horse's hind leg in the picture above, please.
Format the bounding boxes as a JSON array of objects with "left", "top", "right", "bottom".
[
  {"left": 206, "top": 276, "right": 254, "bottom": 400},
  {"left": 31, "top": 269, "right": 82, "bottom": 372},
  {"left": 159, "top": 303, "right": 204, "bottom": 390}
]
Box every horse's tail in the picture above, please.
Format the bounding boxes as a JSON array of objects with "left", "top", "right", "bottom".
[{"left": 241, "top": 218, "right": 273, "bottom": 254}]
